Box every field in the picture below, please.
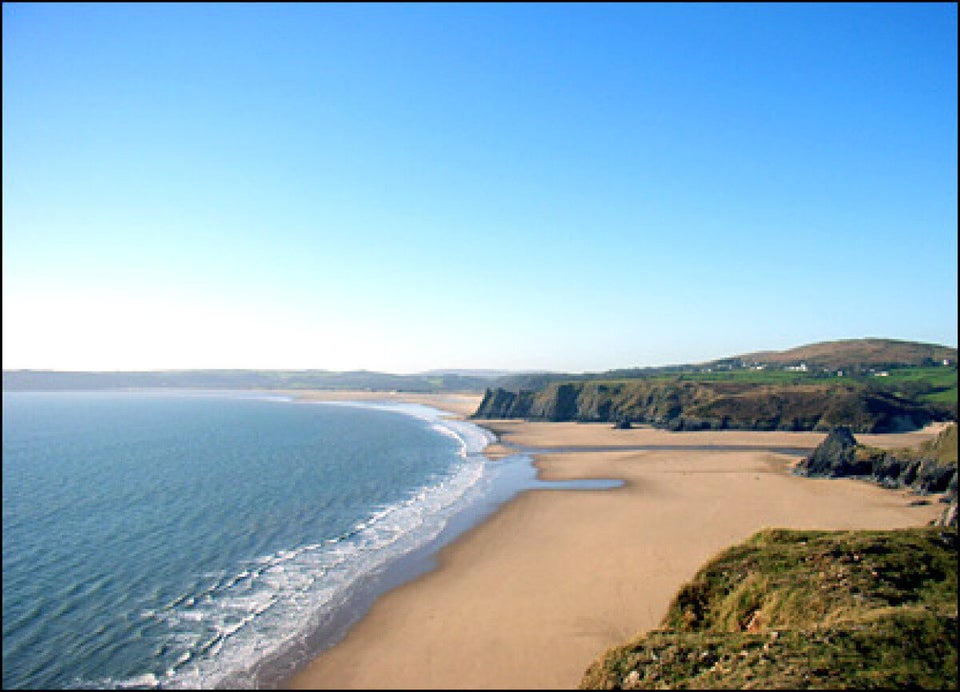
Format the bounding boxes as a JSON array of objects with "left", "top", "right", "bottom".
[{"left": 672, "top": 366, "right": 957, "bottom": 409}]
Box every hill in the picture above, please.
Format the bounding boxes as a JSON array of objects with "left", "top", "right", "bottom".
[
  {"left": 735, "top": 337, "right": 956, "bottom": 373},
  {"left": 492, "top": 338, "right": 958, "bottom": 392},
  {"left": 580, "top": 527, "right": 958, "bottom": 689},
  {"left": 474, "top": 338, "right": 958, "bottom": 432}
]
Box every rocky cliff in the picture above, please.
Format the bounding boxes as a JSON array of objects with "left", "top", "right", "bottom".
[{"left": 474, "top": 380, "right": 950, "bottom": 433}]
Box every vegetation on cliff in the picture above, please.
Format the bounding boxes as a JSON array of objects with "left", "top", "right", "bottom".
[
  {"left": 860, "top": 421, "right": 958, "bottom": 472},
  {"left": 580, "top": 527, "right": 958, "bottom": 689},
  {"left": 474, "top": 379, "right": 954, "bottom": 433}
]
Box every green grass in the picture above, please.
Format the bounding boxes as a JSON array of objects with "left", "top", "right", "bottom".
[
  {"left": 677, "top": 370, "right": 821, "bottom": 385},
  {"left": 872, "top": 367, "right": 959, "bottom": 409},
  {"left": 919, "top": 423, "right": 958, "bottom": 466},
  {"left": 581, "top": 527, "right": 958, "bottom": 689},
  {"left": 877, "top": 367, "right": 959, "bottom": 386},
  {"left": 856, "top": 422, "right": 958, "bottom": 468},
  {"left": 594, "top": 365, "right": 956, "bottom": 399},
  {"left": 922, "top": 388, "right": 959, "bottom": 405},
  {"left": 670, "top": 366, "right": 957, "bottom": 411}
]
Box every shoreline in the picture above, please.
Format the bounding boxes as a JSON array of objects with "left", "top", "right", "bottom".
[
  {"left": 279, "top": 389, "right": 484, "bottom": 420},
  {"left": 280, "top": 392, "right": 947, "bottom": 689},
  {"left": 240, "top": 390, "right": 497, "bottom": 688},
  {"left": 262, "top": 390, "right": 625, "bottom": 688}
]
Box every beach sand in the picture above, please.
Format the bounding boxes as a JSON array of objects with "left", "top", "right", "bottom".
[
  {"left": 482, "top": 418, "right": 950, "bottom": 451},
  {"left": 285, "top": 396, "right": 947, "bottom": 689},
  {"left": 284, "top": 389, "right": 484, "bottom": 419}
]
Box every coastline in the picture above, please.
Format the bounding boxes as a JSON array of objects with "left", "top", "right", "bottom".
[
  {"left": 280, "top": 393, "right": 946, "bottom": 689},
  {"left": 281, "top": 389, "right": 483, "bottom": 419}
]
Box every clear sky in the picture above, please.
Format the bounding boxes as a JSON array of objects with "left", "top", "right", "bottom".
[{"left": 3, "top": 3, "right": 957, "bottom": 373}]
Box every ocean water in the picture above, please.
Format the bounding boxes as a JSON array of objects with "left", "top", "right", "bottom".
[{"left": 1, "top": 390, "right": 498, "bottom": 689}]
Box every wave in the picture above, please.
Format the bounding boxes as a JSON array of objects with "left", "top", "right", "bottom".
[{"left": 103, "top": 401, "right": 495, "bottom": 690}]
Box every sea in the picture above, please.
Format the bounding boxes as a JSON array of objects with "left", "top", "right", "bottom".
[{"left": 2, "top": 389, "right": 559, "bottom": 689}]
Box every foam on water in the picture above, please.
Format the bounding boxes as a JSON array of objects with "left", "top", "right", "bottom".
[{"left": 99, "top": 401, "right": 495, "bottom": 690}]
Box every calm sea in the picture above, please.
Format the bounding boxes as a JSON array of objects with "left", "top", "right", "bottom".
[{"left": 1, "top": 390, "right": 498, "bottom": 689}]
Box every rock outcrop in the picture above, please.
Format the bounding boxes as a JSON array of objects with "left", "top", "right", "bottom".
[
  {"left": 795, "top": 424, "right": 958, "bottom": 499},
  {"left": 793, "top": 427, "right": 864, "bottom": 477}
]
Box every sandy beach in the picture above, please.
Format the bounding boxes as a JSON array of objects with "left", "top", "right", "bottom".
[
  {"left": 283, "top": 389, "right": 484, "bottom": 419},
  {"left": 285, "top": 393, "right": 947, "bottom": 689}
]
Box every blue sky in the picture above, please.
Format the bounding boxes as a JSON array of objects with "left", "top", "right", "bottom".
[{"left": 3, "top": 3, "right": 957, "bottom": 373}]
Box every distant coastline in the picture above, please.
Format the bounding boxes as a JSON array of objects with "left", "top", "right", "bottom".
[
  {"left": 7, "top": 338, "right": 956, "bottom": 435},
  {"left": 0, "top": 369, "right": 494, "bottom": 393}
]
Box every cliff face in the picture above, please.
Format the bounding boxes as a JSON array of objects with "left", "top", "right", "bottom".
[
  {"left": 473, "top": 387, "right": 535, "bottom": 418},
  {"left": 474, "top": 380, "right": 948, "bottom": 433},
  {"left": 793, "top": 427, "right": 864, "bottom": 475}
]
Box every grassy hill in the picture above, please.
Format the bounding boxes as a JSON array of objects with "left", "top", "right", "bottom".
[
  {"left": 736, "top": 338, "right": 956, "bottom": 372},
  {"left": 580, "top": 527, "right": 958, "bottom": 690}
]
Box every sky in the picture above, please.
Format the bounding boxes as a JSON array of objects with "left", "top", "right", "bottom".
[{"left": 3, "top": 3, "right": 957, "bottom": 374}]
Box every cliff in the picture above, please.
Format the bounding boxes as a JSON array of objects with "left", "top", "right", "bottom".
[
  {"left": 580, "top": 527, "right": 958, "bottom": 689},
  {"left": 474, "top": 380, "right": 951, "bottom": 433}
]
